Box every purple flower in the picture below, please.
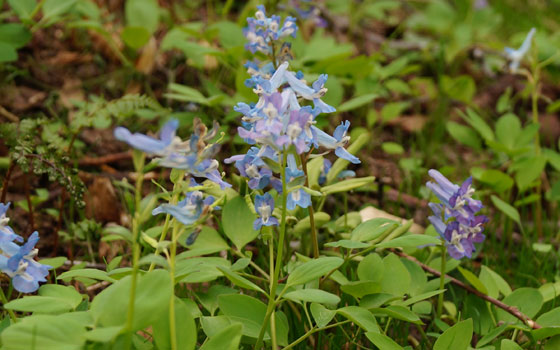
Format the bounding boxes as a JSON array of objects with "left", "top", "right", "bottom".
[
  {"left": 426, "top": 170, "right": 482, "bottom": 223},
  {"left": 254, "top": 193, "right": 279, "bottom": 230},
  {"left": 426, "top": 170, "right": 487, "bottom": 260}
]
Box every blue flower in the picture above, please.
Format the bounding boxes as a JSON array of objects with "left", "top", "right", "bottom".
[
  {"left": 243, "top": 6, "right": 298, "bottom": 54},
  {"left": 285, "top": 155, "right": 311, "bottom": 210},
  {"left": 0, "top": 232, "right": 51, "bottom": 293},
  {"left": 426, "top": 170, "right": 487, "bottom": 260},
  {"left": 254, "top": 193, "right": 279, "bottom": 230},
  {"left": 505, "top": 28, "right": 536, "bottom": 73},
  {"left": 225, "top": 147, "right": 276, "bottom": 190},
  {"left": 152, "top": 191, "right": 216, "bottom": 226},
  {"left": 114, "top": 119, "right": 179, "bottom": 156},
  {"left": 0, "top": 203, "right": 22, "bottom": 244},
  {"left": 147, "top": 119, "right": 231, "bottom": 189},
  {"left": 313, "top": 121, "right": 360, "bottom": 164}
]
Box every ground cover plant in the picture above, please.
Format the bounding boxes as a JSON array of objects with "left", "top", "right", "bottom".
[{"left": 1, "top": 0, "right": 560, "bottom": 349}]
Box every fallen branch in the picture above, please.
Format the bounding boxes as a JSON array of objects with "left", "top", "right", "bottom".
[
  {"left": 78, "top": 151, "right": 132, "bottom": 166},
  {"left": 0, "top": 105, "right": 18, "bottom": 122},
  {"left": 393, "top": 250, "right": 541, "bottom": 329}
]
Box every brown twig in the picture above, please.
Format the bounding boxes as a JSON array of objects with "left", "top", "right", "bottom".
[
  {"left": 1, "top": 160, "right": 15, "bottom": 203},
  {"left": 0, "top": 105, "right": 19, "bottom": 122},
  {"left": 24, "top": 173, "right": 35, "bottom": 233},
  {"left": 393, "top": 250, "right": 541, "bottom": 329},
  {"left": 78, "top": 151, "right": 132, "bottom": 166}
]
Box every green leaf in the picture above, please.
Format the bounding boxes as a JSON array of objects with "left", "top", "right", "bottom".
[
  {"left": 7, "top": 0, "right": 36, "bottom": 20},
  {"left": 58, "top": 268, "right": 116, "bottom": 283},
  {"left": 495, "top": 113, "right": 522, "bottom": 150},
  {"left": 125, "top": 0, "right": 160, "bottom": 33},
  {"left": 287, "top": 257, "right": 344, "bottom": 287},
  {"left": 337, "top": 306, "right": 379, "bottom": 333},
  {"left": 39, "top": 256, "right": 67, "bottom": 269},
  {"left": 497, "top": 288, "right": 543, "bottom": 324},
  {"left": 380, "top": 253, "right": 411, "bottom": 296},
  {"left": 5, "top": 285, "right": 83, "bottom": 314},
  {"left": 357, "top": 253, "right": 384, "bottom": 282},
  {"left": 341, "top": 281, "right": 382, "bottom": 299},
  {"left": 84, "top": 326, "right": 123, "bottom": 343},
  {"left": 90, "top": 269, "right": 171, "bottom": 331},
  {"left": 121, "top": 26, "right": 151, "bottom": 49},
  {"left": 218, "top": 294, "right": 288, "bottom": 345},
  {"left": 216, "top": 266, "right": 265, "bottom": 294},
  {"left": 458, "top": 266, "right": 487, "bottom": 294},
  {"left": 366, "top": 331, "right": 403, "bottom": 350},
  {"left": 0, "top": 42, "right": 17, "bottom": 62},
  {"left": 209, "top": 21, "right": 244, "bottom": 49},
  {"left": 338, "top": 93, "right": 377, "bottom": 112},
  {"left": 310, "top": 303, "right": 336, "bottom": 328},
  {"left": 491, "top": 195, "right": 521, "bottom": 225},
  {"left": 476, "top": 324, "right": 509, "bottom": 347},
  {"left": 381, "top": 101, "right": 410, "bottom": 122},
  {"left": 0, "top": 314, "right": 88, "bottom": 350},
  {"left": 459, "top": 108, "right": 494, "bottom": 142},
  {"left": 433, "top": 318, "right": 473, "bottom": 350},
  {"left": 0, "top": 24, "right": 31, "bottom": 48},
  {"left": 221, "top": 196, "right": 259, "bottom": 249},
  {"left": 42, "top": 0, "right": 78, "bottom": 22},
  {"left": 300, "top": 33, "right": 354, "bottom": 63},
  {"left": 325, "top": 239, "right": 369, "bottom": 249},
  {"left": 375, "top": 234, "right": 441, "bottom": 249},
  {"left": 200, "top": 323, "right": 243, "bottom": 350},
  {"left": 446, "top": 121, "right": 481, "bottom": 150},
  {"left": 371, "top": 305, "right": 422, "bottom": 324},
  {"left": 182, "top": 226, "right": 229, "bottom": 258},
  {"left": 477, "top": 169, "right": 514, "bottom": 193},
  {"left": 321, "top": 176, "right": 375, "bottom": 195},
  {"left": 351, "top": 218, "right": 397, "bottom": 242},
  {"left": 539, "top": 282, "right": 560, "bottom": 303},
  {"left": 501, "top": 339, "right": 523, "bottom": 350},
  {"left": 514, "top": 155, "right": 547, "bottom": 191},
  {"left": 381, "top": 142, "right": 405, "bottom": 155},
  {"left": 441, "top": 75, "right": 476, "bottom": 104},
  {"left": 481, "top": 265, "right": 512, "bottom": 297},
  {"left": 153, "top": 298, "right": 196, "bottom": 350},
  {"left": 284, "top": 289, "right": 340, "bottom": 306}
]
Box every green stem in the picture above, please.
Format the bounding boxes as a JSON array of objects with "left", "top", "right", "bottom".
[
  {"left": 531, "top": 63, "right": 543, "bottom": 239},
  {"left": 437, "top": 242, "right": 447, "bottom": 319},
  {"left": 168, "top": 221, "right": 180, "bottom": 350},
  {"left": 281, "top": 321, "right": 351, "bottom": 350},
  {"left": 0, "top": 287, "right": 17, "bottom": 323},
  {"left": 148, "top": 187, "right": 181, "bottom": 272},
  {"left": 124, "top": 152, "right": 145, "bottom": 349},
  {"left": 233, "top": 248, "right": 270, "bottom": 280},
  {"left": 255, "top": 149, "right": 288, "bottom": 350},
  {"left": 300, "top": 154, "right": 319, "bottom": 258}
]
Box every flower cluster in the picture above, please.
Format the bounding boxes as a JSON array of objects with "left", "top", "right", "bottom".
[
  {"left": 426, "top": 170, "right": 487, "bottom": 260},
  {"left": 114, "top": 118, "right": 230, "bottom": 189},
  {"left": 244, "top": 5, "right": 298, "bottom": 54},
  {"left": 152, "top": 179, "right": 217, "bottom": 227},
  {"left": 0, "top": 203, "right": 51, "bottom": 293},
  {"left": 231, "top": 6, "right": 360, "bottom": 230},
  {"left": 504, "top": 28, "right": 536, "bottom": 73},
  {"left": 284, "top": 0, "right": 327, "bottom": 27}
]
